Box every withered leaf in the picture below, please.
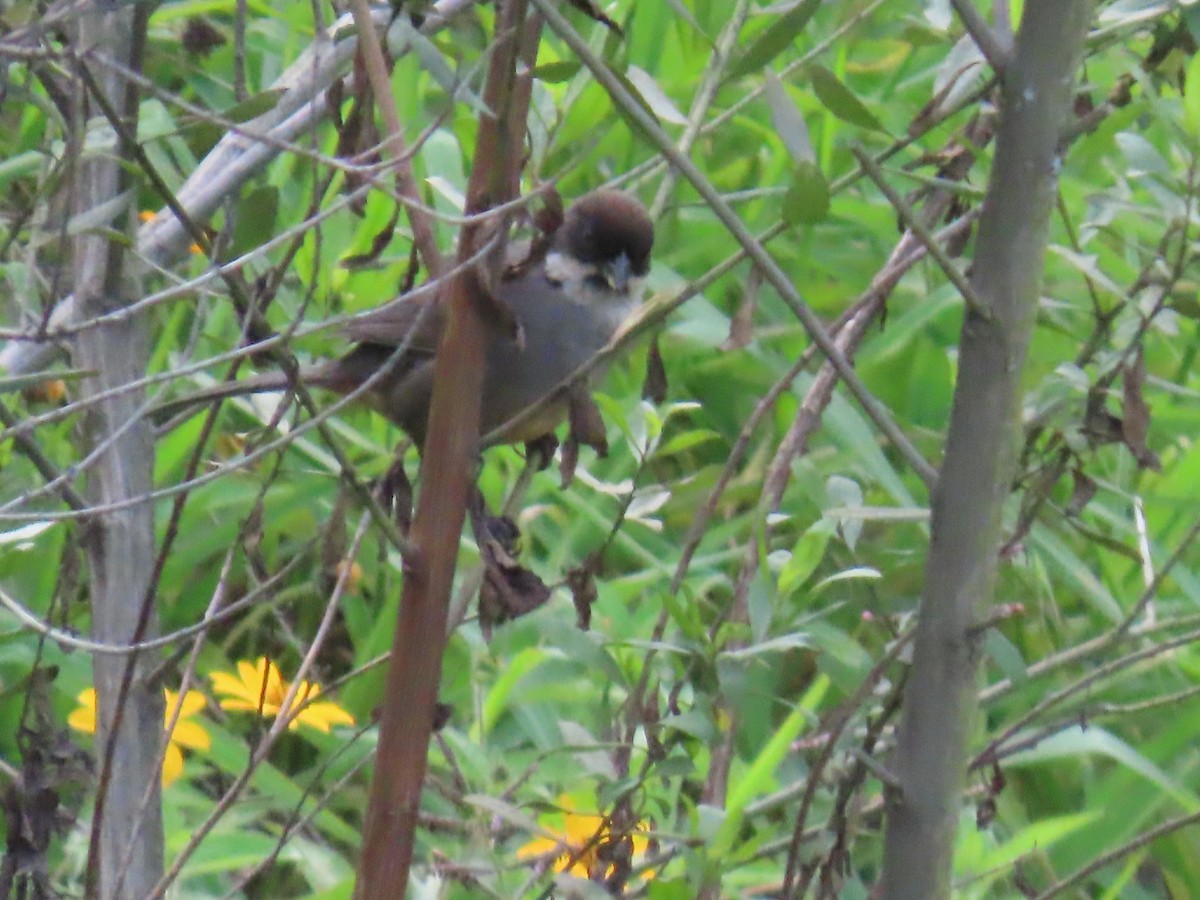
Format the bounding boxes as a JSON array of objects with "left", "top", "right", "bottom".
[
  {"left": 471, "top": 494, "right": 551, "bottom": 639},
  {"left": 642, "top": 334, "right": 668, "bottom": 403},
  {"left": 1065, "top": 468, "right": 1098, "bottom": 517},
  {"left": 1121, "top": 348, "right": 1161, "bottom": 470},
  {"left": 1082, "top": 390, "right": 1124, "bottom": 447},
  {"left": 478, "top": 546, "right": 551, "bottom": 640},
  {"left": 560, "top": 385, "right": 608, "bottom": 487},
  {"left": 566, "top": 553, "right": 602, "bottom": 631},
  {"left": 377, "top": 447, "right": 415, "bottom": 533},
  {"left": 721, "top": 267, "right": 761, "bottom": 351},
  {"left": 432, "top": 702, "right": 453, "bottom": 732},
  {"left": 181, "top": 18, "right": 226, "bottom": 56}
]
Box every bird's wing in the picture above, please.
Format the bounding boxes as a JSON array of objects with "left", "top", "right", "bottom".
[
  {"left": 341, "top": 263, "right": 550, "bottom": 352},
  {"left": 340, "top": 293, "right": 444, "bottom": 352}
]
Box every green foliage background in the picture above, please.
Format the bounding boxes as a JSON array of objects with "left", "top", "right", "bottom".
[{"left": 2, "top": 0, "right": 1200, "bottom": 896}]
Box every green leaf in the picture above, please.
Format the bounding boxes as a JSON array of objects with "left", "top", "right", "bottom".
[
  {"left": 747, "top": 568, "right": 773, "bottom": 642},
  {"left": 1098, "top": 0, "right": 1174, "bottom": 27},
  {"left": 812, "top": 567, "right": 882, "bottom": 591},
  {"left": 1186, "top": 51, "right": 1200, "bottom": 136},
  {"left": 560, "top": 720, "right": 618, "bottom": 778},
  {"left": 149, "top": 0, "right": 274, "bottom": 22},
  {"left": 1115, "top": 131, "right": 1171, "bottom": 176},
  {"left": 611, "top": 68, "right": 671, "bottom": 128},
  {"left": 720, "top": 632, "right": 813, "bottom": 659},
  {"left": 783, "top": 160, "right": 830, "bottom": 224},
  {"left": 808, "top": 64, "right": 887, "bottom": 132},
  {"left": 220, "top": 88, "right": 286, "bottom": 124},
  {"left": 712, "top": 694, "right": 818, "bottom": 854},
  {"left": 231, "top": 184, "right": 279, "bottom": 258},
  {"left": 627, "top": 65, "right": 688, "bottom": 125},
  {"left": 778, "top": 520, "right": 832, "bottom": 597},
  {"left": 475, "top": 647, "right": 547, "bottom": 740},
  {"left": 307, "top": 880, "right": 354, "bottom": 900},
  {"left": 1169, "top": 287, "right": 1200, "bottom": 320},
  {"left": 649, "top": 878, "right": 696, "bottom": 900},
  {"left": 388, "top": 15, "right": 459, "bottom": 101},
  {"left": 1007, "top": 726, "right": 1200, "bottom": 812},
  {"left": 728, "top": 0, "right": 823, "bottom": 79},
  {"left": 177, "top": 831, "right": 280, "bottom": 876},
  {"left": 984, "top": 629, "right": 1029, "bottom": 687},
  {"left": 825, "top": 474, "right": 864, "bottom": 549},
  {"left": 973, "top": 812, "right": 1100, "bottom": 880},
  {"left": 654, "top": 428, "right": 721, "bottom": 457},
  {"left": 664, "top": 708, "right": 716, "bottom": 742},
  {"left": 533, "top": 60, "right": 581, "bottom": 82},
  {"left": 763, "top": 69, "right": 814, "bottom": 164}
]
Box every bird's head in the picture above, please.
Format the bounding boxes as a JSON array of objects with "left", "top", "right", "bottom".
[{"left": 544, "top": 190, "right": 654, "bottom": 321}]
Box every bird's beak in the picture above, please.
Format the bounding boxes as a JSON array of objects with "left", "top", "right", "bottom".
[{"left": 604, "top": 253, "right": 632, "bottom": 293}]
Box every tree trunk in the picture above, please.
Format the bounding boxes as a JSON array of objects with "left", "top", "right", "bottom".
[
  {"left": 68, "top": 6, "right": 164, "bottom": 898},
  {"left": 881, "top": 4, "right": 1092, "bottom": 897}
]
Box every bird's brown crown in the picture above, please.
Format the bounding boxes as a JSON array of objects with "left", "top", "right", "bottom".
[{"left": 557, "top": 190, "right": 654, "bottom": 276}]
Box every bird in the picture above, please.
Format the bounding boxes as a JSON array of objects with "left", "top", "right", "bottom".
[{"left": 161, "top": 189, "right": 654, "bottom": 447}]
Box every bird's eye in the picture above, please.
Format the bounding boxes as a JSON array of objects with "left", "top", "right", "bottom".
[{"left": 585, "top": 272, "right": 611, "bottom": 290}]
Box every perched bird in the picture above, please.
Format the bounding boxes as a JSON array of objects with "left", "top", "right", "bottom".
[{"left": 163, "top": 190, "right": 654, "bottom": 446}]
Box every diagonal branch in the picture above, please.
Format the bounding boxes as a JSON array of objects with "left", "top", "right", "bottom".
[
  {"left": 950, "top": 0, "right": 1012, "bottom": 74},
  {"left": 349, "top": 0, "right": 445, "bottom": 276}
]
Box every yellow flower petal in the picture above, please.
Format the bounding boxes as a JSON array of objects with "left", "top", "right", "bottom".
[
  {"left": 254, "top": 658, "right": 285, "bottom": 702},
  {"left": 517, "top": 798, "right": 655, "bottom": 881},
  {"left": 516, "top": 836, "right": 561, "bottom": 859},
  {"left": 171, "top": 719, "right": 211, "bottom": 751},
  {"left": 212, "top": 659, "right": 353, "bottom": 733},
  {"left": 70, "top": 685, "right": 211, "bottom": 788},
  {"left": 161, "top": 743, "right": 183, "bottom": 786},
  {"left": 67, "top": 688, "right": 98, "bottom": 734},
  {"left": 173, "top": 690, "right": 207, "bottom": 719},
  {"left": 210, "top": 671, "right": 254, "bottom": 703},
  {"left": 212, "top": 660, "right": 281, "bottom": 713},
  {"left": 219, "top": 697, "right": 281, "bottom": 714},
  {"left": 209, "top": 670, "right": 241, "bottom": 694},
  {"left": 292, "top": 701, "right": 355, "bottom": 732}
]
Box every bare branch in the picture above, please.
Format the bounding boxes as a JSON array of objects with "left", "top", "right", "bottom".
[{"left": 950, "top": 0, "right": 1012, "bottom": 73}]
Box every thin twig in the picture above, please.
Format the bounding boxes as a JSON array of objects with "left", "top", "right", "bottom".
[
  {"left": 851, "top": 144, "right": 990, "bottom": 319},
  {"left": 348, "top": 0, "right": 445, "bottom": 276},
  {"left": 949, "top": 0, "right": 1011, "bottom": 73}
]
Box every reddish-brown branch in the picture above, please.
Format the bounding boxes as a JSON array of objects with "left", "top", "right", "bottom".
[{"left": 354, "top": 3, "right": 538, "bottom": 895}]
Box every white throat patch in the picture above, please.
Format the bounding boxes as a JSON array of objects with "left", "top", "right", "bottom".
[{"left": 544, "top": 250, "right": 645, "bottom": 333}]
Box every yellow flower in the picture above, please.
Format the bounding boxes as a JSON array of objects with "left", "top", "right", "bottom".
[
  {"left": 68, "top": 687, "right": 211, "bottom": 786},
  {"left": 517, "top": 796, "right": 654, "bottom": 881},
  {"left": 210, "top": 657, "right": 354, "bottom": 733}
]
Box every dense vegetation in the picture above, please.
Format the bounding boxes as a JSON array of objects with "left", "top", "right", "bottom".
[{"left": 1, "top": 0, "right": 1198, "bottom": 897}]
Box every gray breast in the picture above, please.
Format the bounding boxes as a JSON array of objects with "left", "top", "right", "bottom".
[{"left": 483, "top": 271, "right": 620, "bottom": 427}]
